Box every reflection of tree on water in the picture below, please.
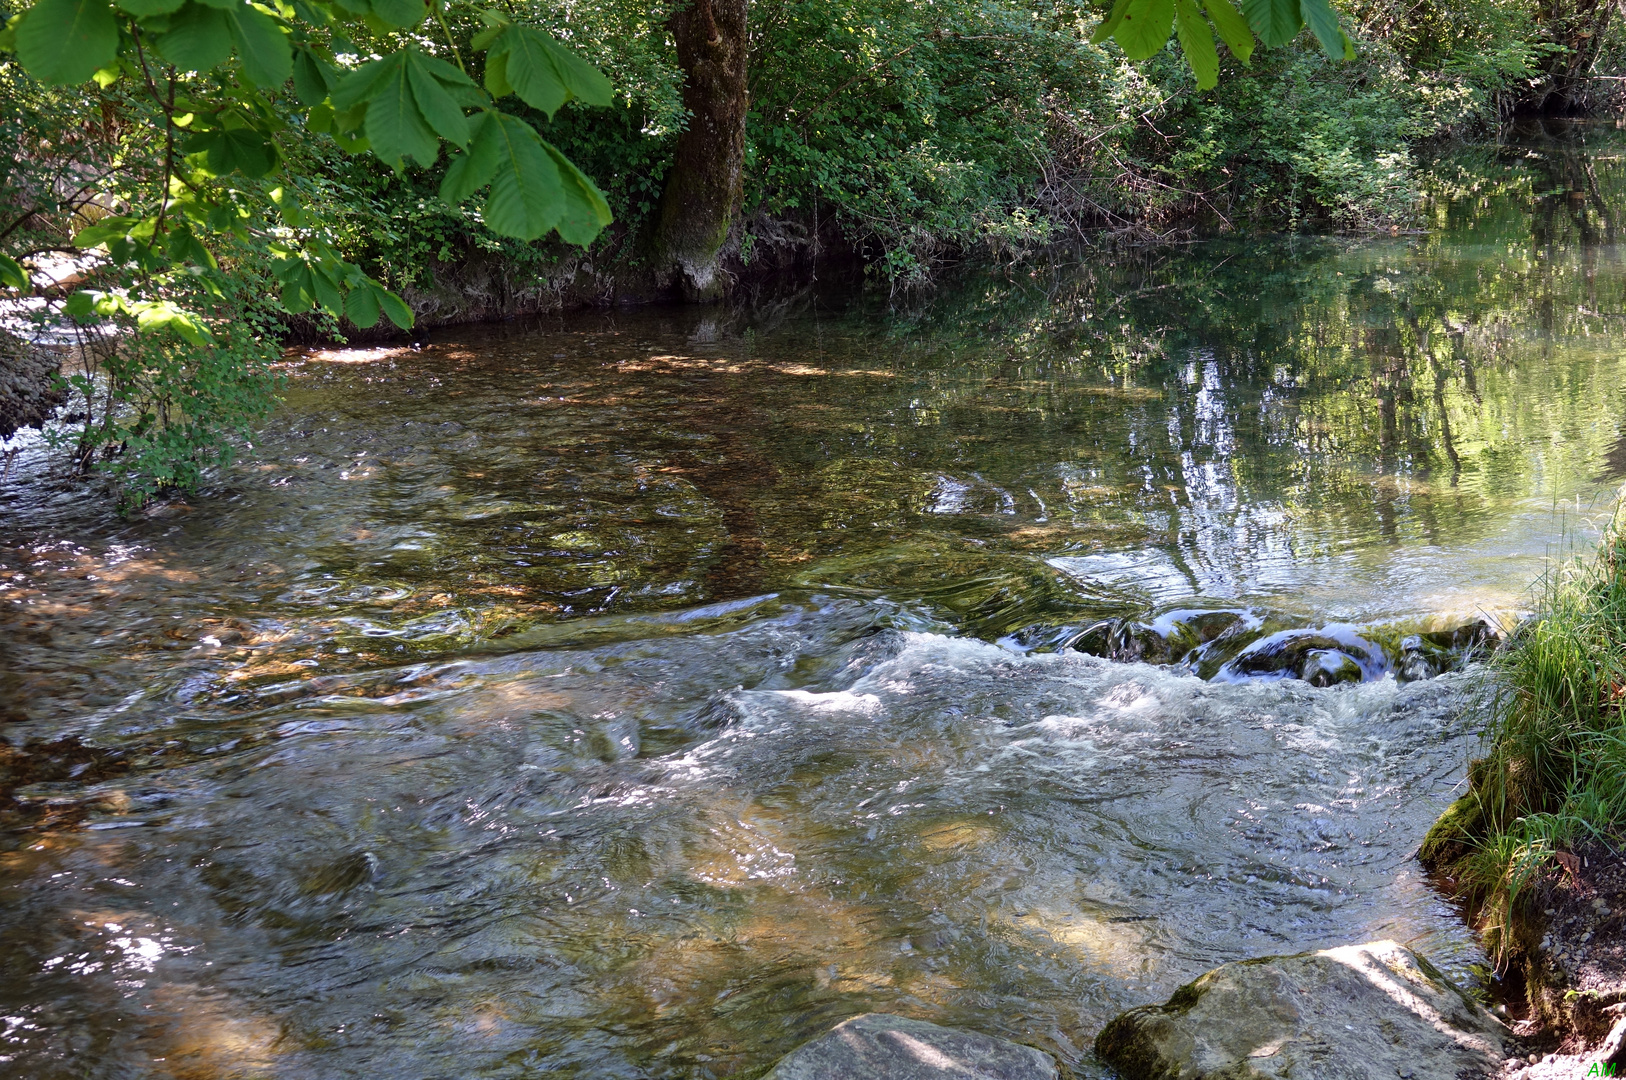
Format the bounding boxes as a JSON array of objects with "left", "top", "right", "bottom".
[
  {"left": 1516, "top": 119, "right": 1621, "bottom": 252},
  {"left": 1604, "top": 428, "right": 1626, "bottom": 478},
  {"left": 840, "top": 119, "right": 1626, "bottom": 542}
]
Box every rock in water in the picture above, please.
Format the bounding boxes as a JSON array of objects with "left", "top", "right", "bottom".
[
  {"left": 1094, "top": 940, "right": 1504, "bottom": 1080},
  {"left": 764, "top": 1014, "right": 1058, "bottom": 1080}
]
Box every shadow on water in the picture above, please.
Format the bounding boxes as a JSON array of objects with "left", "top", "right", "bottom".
[{"left": 3, "top": 120, "right": 1626, "bottom": 1077}]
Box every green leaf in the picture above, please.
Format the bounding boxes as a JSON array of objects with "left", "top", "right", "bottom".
[
  {"left": 364, "top": 51, "right": 439, "bottom": 167},
  {"left": 540, "top": 139, "right": 611, "bottom": 245},
  {"left": 131, "top": 300, "right": 212, "bottom": 345},
  {"left": 1089, "top": 0, "right": 1133, "bottom": 44},
  {"left": 289, "top": 0, "right": 329, "bottom": 22},
  {"left": 1203, "top": 0, "right": 1253, "bottom": 61},
  {"left": 225, "top": 2, "right": 291, "bottom": 87},
  {"left": 164, "top": 223, "right": 217, "bottom": 268},
  {"left": 482, "top": 112, "right": 562, "bottom": 240},
  {"left": 366, "top": 0, "right": 423, "bottom": 29},
  {"left": 156, "top": 1, "right": 233, "bottom": 73},
  {"left": 375, "top": 283, "right": 413, "bottom": 329},
  {"left": 281, "top": 264, "right": 315, "bottom": 312},
  {"left": 416, "top": 49, "right": 476, "bottom": 88},
  {"left": 1174, "top": 0, "right": 1218, "bottom": 88},
  {"left": 490, "top": 25, "right": 612, "bottom": 117},
  {"left": 483, "top": 48, "right": 512, "bottom": 98},
  {"left": 0, "top": 254, "right": 27, "bottom": 291},
  {"left": 307, "top": 100, "right": 334, "bottom": 132},
  {"left": 331, "top": 53, "right": 397, "bottom": 111},
  {"left": 439, "top": 109, "right": 500, "bottom": 202},
  {"left": 186, "top": 126, "right": 280, "bottom": 176},
  {"left": 270, "top": 185, "right": 304, "bottom": 226},
  {"left": 309, "top": 261, "right": 343, "bottom": 311},
  {"left": 1298, "top": 0, "right": 1344, "bottom": 58},
  {"left": 1115, "top": 0, "right": 1176, "bottom": 60},
  {"left": 418, "top": 49, "right": 485, "bottom": 106},
  {"left": 117, "top": 0, "right": 185, "bottom": 16},
  {"left": 407, "top": 51, "right": 469, "bottom": 147},
  {"left": 73, "top": 215, "right": 140, "bottom": 247},
  {"left": 292, "top": 46, "right": 335, "bottom": 105},
  {"left": 279, "top": 261, "right": 313, "bottom": 312},
  {"left": 333, "top": 100, "right": 367, "bottom": 131},
  {"left": 332, "top": 125, "right": 369, "bottom": 154},
  {"left": 63, "top": 291, "right": 100, "bottom": 319},
  {"left": 1242, "top": 0, "right": 1301, "bottom": 47},
  {"left": 15, "top": 0, "right": 117, "bottom": 85},
  {"left": 535, "top": 33, "right": 611, "bottom": 106},
  {"left": 343, "top": 283, "right": 381, "bottom": 327}
]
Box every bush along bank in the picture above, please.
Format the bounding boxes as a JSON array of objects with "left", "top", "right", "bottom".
[
  {"left": 3, "top": 0, "right": 1621, "bottom": 501},
  {"left": 1421, "top": 499, "right": 1626, "bottom": 1064}
]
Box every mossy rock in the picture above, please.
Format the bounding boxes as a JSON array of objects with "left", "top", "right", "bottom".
[{"left": 1419, "top": 791, "right": 1486, "bottom": 870}]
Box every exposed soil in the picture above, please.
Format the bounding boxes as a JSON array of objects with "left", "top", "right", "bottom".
[{"left": 1494, "top": 840, "right": 1626, "bottom": 1078}]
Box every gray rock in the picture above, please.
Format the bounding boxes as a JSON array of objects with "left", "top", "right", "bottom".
[
  {"left": 764, "top": 1013, "right": 1058, "bottom": 1080},
  {"left": 0, "top": 328, "right": 64, "bottom": 439},
  {"left": 1095, "top": 940, "right": 1505, "bottom": 1080}
]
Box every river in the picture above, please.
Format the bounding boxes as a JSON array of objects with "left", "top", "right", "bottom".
[{"left": 2, "top": 119, "right": 1626, "bottom": 1079}]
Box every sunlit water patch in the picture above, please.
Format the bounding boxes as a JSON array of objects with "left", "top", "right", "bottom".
[
  {"left": 0, "top": 603, "right": 1482, "bottom": 1077},
  {"left": 3, "top": 118, "right": 1626, "bottom": 1077}
]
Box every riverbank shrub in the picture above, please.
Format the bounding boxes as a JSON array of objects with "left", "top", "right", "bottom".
[
  {"left": 1422, "top": 501, "right": 1626, "bottom": 959},
  {"left": 319, "top": 0, "right": 1563, "bottom": 289},
  {"left": 0, "top": 0, "right": 1616, "bottom": 499}
]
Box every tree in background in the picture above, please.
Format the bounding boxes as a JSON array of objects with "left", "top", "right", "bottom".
[{"left": 0, "top": 0, "right": 615, "bottom": 496}]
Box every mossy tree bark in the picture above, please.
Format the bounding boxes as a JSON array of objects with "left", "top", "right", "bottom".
[{"left": 650, "top": 0, "right": 748, "bottom": 302}]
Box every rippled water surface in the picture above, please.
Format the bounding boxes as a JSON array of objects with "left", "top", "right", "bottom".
[{"left": 5, "top": 121, "right": 1626, "bottom": 1078}]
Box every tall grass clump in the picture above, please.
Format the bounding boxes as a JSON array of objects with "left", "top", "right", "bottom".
[{"left": 1421, "top": 501, "right": 1626, "bottom": 959}]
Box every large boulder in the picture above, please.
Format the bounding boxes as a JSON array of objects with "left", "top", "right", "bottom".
[
  {"left": 1094, "top": 940, "right": 1505, "bottom": 1080},
  {"left": 0, "top": 328, "right": 64, "bottom": 439},
  {"left": 764, "top": 1013, "right": 1059, "bottom": 1080}
]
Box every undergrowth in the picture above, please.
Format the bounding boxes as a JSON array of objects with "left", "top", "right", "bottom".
[{"left": 1422, "top": 499, "right": 1626, "bottom": 962}]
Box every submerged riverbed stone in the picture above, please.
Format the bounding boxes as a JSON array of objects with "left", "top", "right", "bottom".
[
  {"left": 1094, "top": 940, "right": 1505, "bottom": 1080},
  {"left": 764, "top": 1014, "right": 1058, "bottom": 1080}
]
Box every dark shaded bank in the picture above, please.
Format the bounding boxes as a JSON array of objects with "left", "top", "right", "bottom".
[
  {"left": 0, "top": 329, "right": 64, "bottom": 441},
  {"left": 377, "top": 221, "right": 863, "bottom": 337},
  {"left": 312, "top": 112, "right": 1626, "bottom": 344}
]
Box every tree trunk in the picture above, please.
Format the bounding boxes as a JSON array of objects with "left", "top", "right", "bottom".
[
  {"left": 1531, "top": 0, "right": 1617, "bottom": 112},
  {"left": 650, "top": 0, "right": 748, "bottom": 302}
]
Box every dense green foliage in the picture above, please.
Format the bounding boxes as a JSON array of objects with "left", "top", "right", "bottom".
[
  {"left": 0, "top": 0, "right": 1621, "bottom": 497},
  {"left": 0, "top": 0, "right": 617, "bottom": 497}
]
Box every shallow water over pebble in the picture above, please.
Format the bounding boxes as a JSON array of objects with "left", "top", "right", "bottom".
[{"left": 4, "top": 120, "right": 1626, "bottom": 1077}]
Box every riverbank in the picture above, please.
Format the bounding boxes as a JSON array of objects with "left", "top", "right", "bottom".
[
  {"left": 1421, "top": 502, "right": 1626, "bottom": 1072},
  {"left": 1486, "top": 839, "right": 1626, "bottom": 1077},
  {"left": 3, "top": 134, "right": 1626, "bottom": 1073}
]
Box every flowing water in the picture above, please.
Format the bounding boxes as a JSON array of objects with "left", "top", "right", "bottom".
[{"left": 5, "top": 120, "right": 1626, "bottom": 1079}]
